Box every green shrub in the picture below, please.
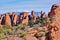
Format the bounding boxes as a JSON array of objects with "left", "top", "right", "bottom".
[
  {"left": 3, "top": 26, "right": 12, "bottom": 35},
  {"left": 15, "top": 24, "right": 29, "bottom": 31},
  {"left": 0, "top": 34, "right": 2, "bottom": 40},
  {"left": 4, "top": 29, "right": 11, "bottom": 35},
  {"left": 40, "top": 18, "right": 47, "bottom": 24},
  {"left": 19, "top": 30, "right": 25, "bottom": 37},
  {"left": 0, "top": 28, "right": 4, "bottom": 33},
  {"left": 47, "top": 17, "right": 51, "bottom": 23},
  {"left": 34, "top": 32, "right": 45, "bottom": 38},
  {"left": 28, "top": 20, "right": 35, "bottom": 27}
]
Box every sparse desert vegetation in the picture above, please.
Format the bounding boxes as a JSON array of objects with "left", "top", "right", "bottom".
[{"left": 0, "top": 16, "right": 51, "bottom": 40}]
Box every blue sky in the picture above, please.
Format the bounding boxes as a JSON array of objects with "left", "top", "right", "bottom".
[{"left": 0, "top": 0, "right": 60, "bottom": 14}]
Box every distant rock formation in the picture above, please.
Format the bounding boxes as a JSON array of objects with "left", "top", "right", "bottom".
[
  {"left": 42, "top": 12, "right": 47, "bottom": 18},
  {"left": 48, "top": 4, "right": 60, "bottom": 40},
  {"left": 12, "top": 12, "right": 18, "bottom": 26},
  {"left": 19, "top": 12, "right": 28, "bottom": 25},
  {"left": 31, "top": 10, "right": 36, "bottom": 22},
  {"left": 1, "top": 14, "right": 11, "bottom": 26}
]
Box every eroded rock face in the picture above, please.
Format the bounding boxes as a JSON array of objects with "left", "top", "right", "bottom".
[
  {"left": 19, "top": 12, "right": 28, "bottom": 25},
  {"left": 0, "top": 16, "right": 3, "bottom": 27},
  {"left": 12, "top": 12, "right": 18, "bottom": 26},
  {"left": 48, "top": 4, "right": 60, "bottom": 40},
  {"left": 2, "top": 14, "right": 11, "bottom": 26},
  {"left": 31, "top": 10, "right": 36, "bottom": 22},
  {"left": 48, "top": 4, "right": 59, "bottom": 19}
]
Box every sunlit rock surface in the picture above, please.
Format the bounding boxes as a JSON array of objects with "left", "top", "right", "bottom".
[{"left": 48, "top": 4, "right": 60, "bottom": 40}]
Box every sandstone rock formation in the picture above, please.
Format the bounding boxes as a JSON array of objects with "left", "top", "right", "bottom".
[
  {"left": 48, "top": 4, "right": 59, "bottom": 20},
  {"left": 12, "top": 12, "right": 18, "bottom": 26},
  {"left": 48, "top": 4, "right": 60, "bottom": 40},
  {"left": 42, "top": 12, "right": 47, "bottom": 18},
  {"left": 19, "top": 12, "right": 28, "bottom": 25},
  {"left": 31, "top": 10, "right": 36, "bottom": 22},
  {"left": 1, "top": 14, "right": 11, "bottom": 26}
]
